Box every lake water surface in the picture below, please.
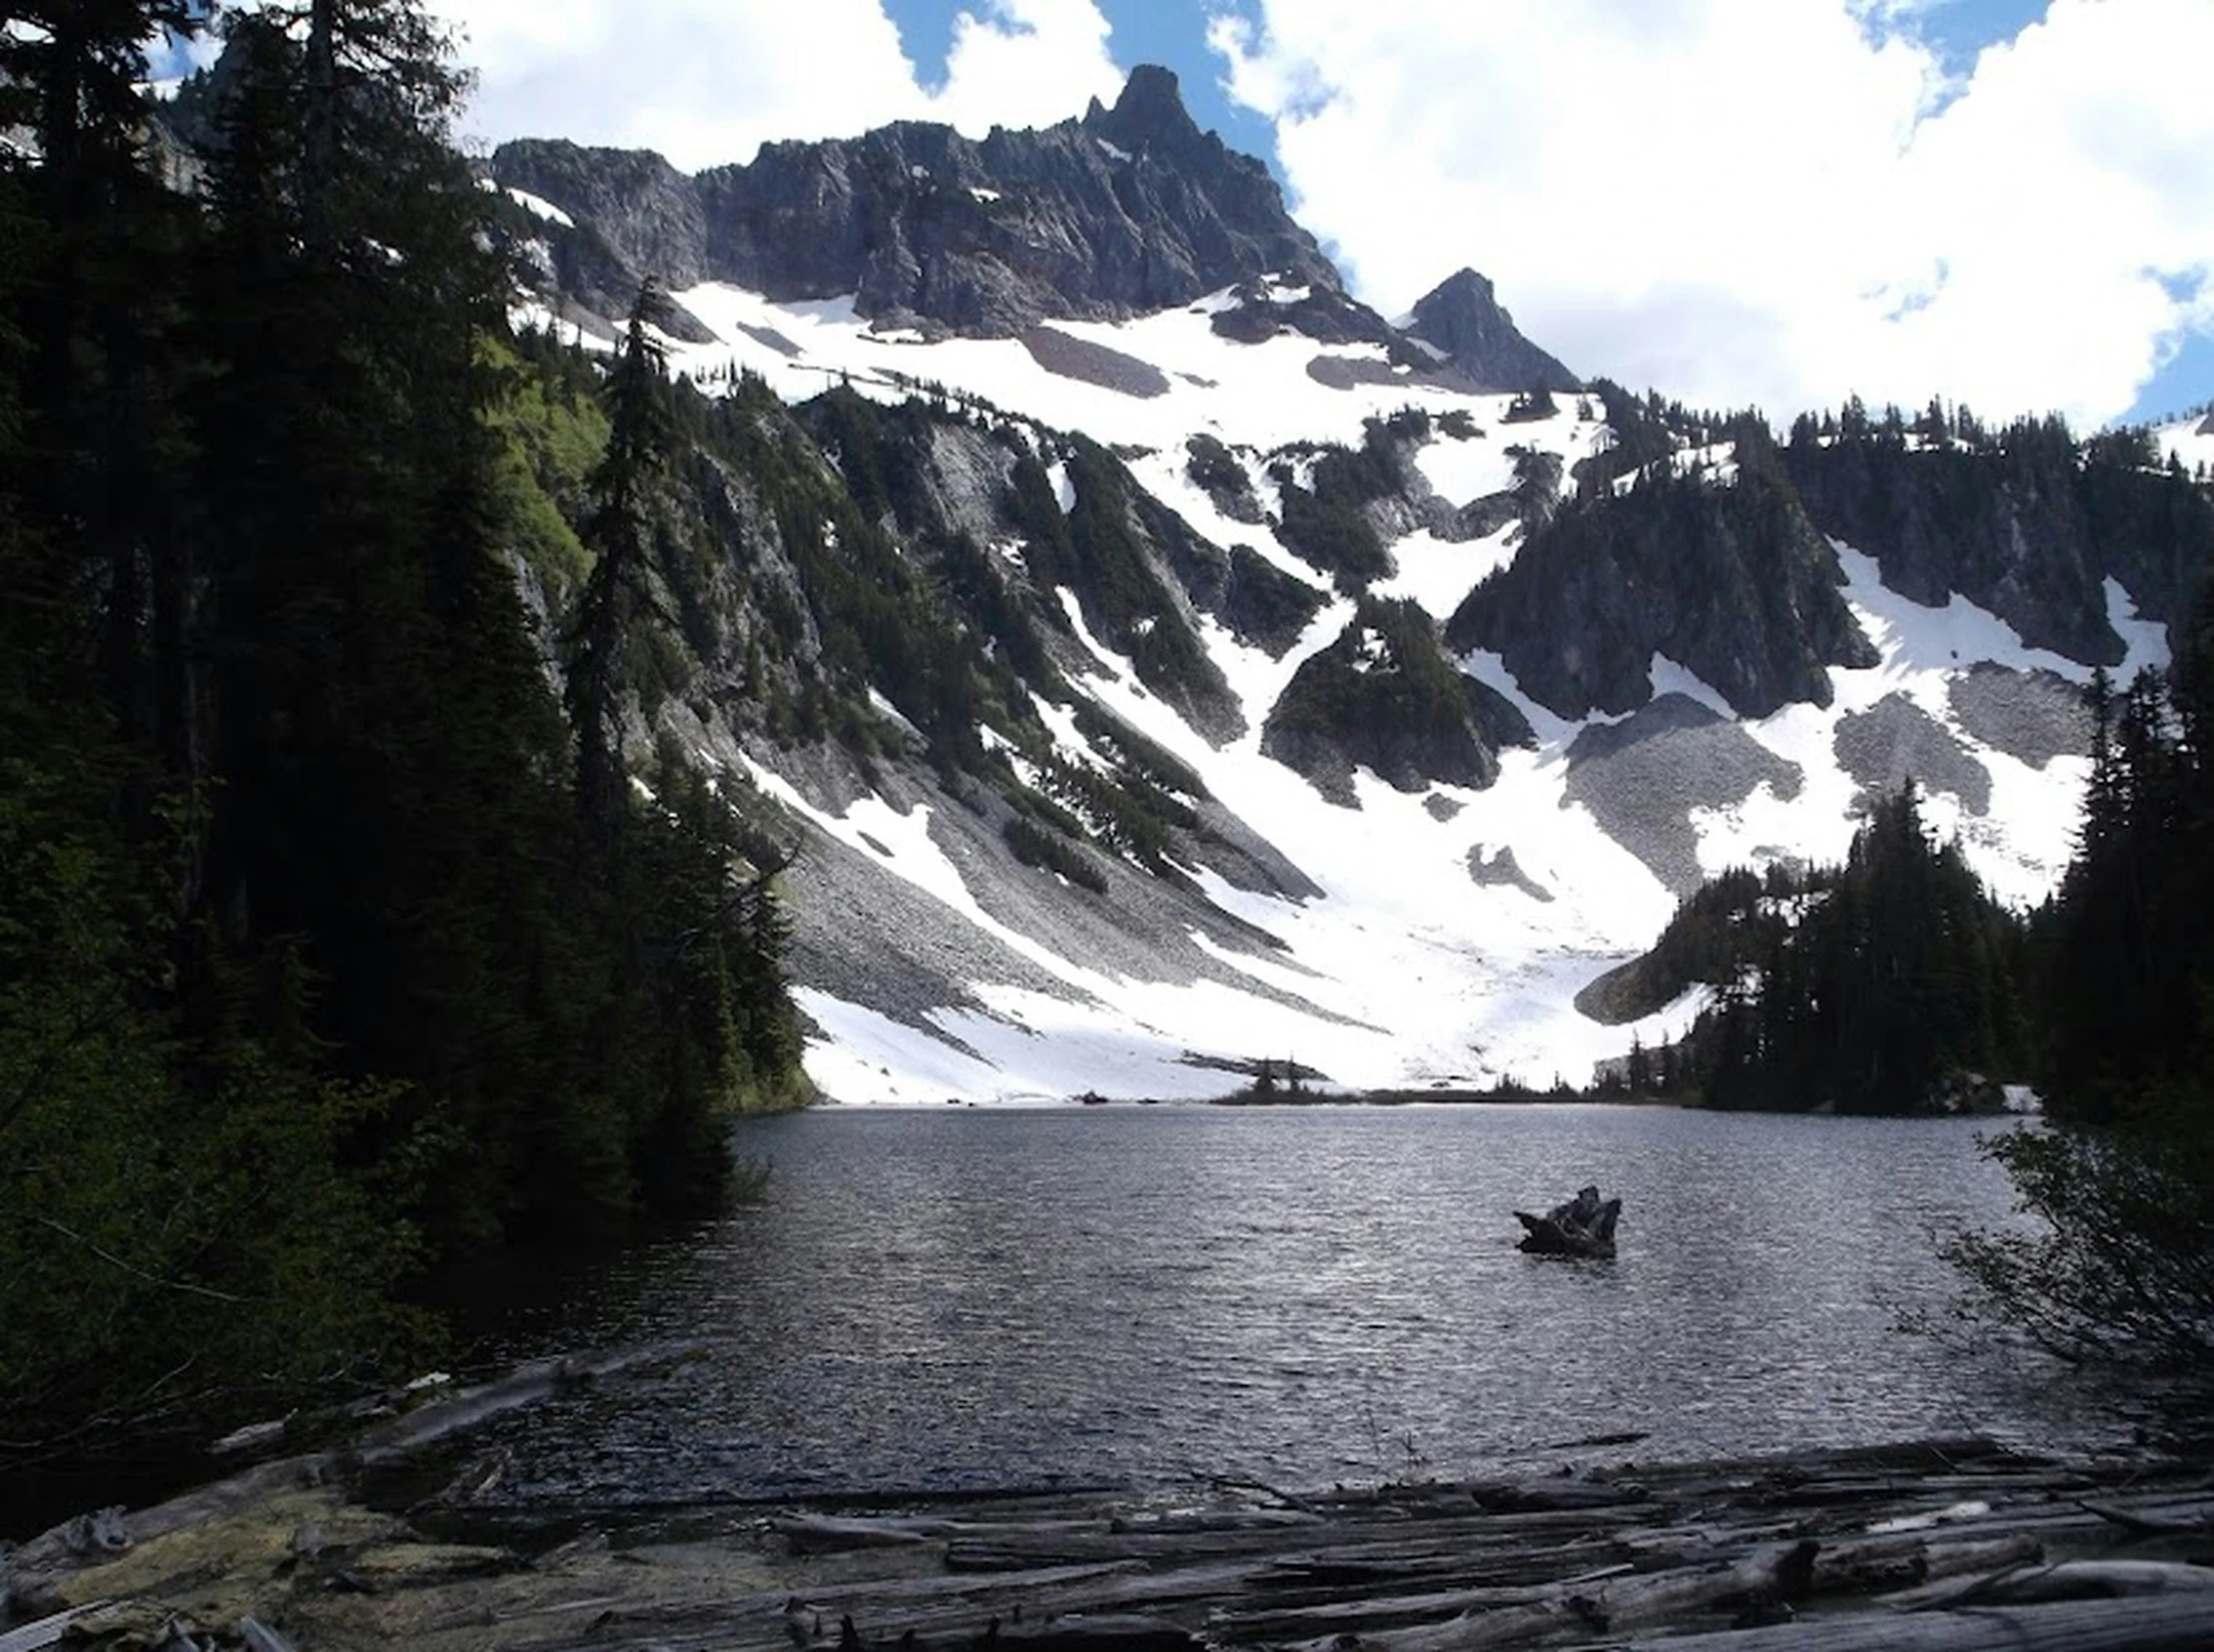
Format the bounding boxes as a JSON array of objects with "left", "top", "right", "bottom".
[{"left": 466, "top": 1104, "right": 2120, "bottom": 1511}]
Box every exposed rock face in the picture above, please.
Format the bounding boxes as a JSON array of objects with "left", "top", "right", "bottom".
[
  {"left": 1468, "top": 844, "right": 1552, "bottom": 902},
  {"left": 495, "top": 67, "right": 1342, "bottom": 336},
  {"left": 1447, "top": 464, "right": 1877, "bottom": 720},
  {"left": 1783, "top": 435, "right": 2214, "bottom": 668},
  {"left": 1406, "top": 269, "right": 1578, "bottom": 392},
  {"left": 1563, "top": 695, "right": 1803, "bottom": 896},
  {"left": 492, "top": 67, "right": 1577, "bottom": 391}
]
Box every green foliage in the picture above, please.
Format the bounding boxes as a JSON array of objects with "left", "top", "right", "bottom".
[
  {"left": 0, "top": 727, "right": 425, "bottom": 1451},
  {"left": 1007, "top": 434, "right": 1233, "bottom": 717},
  {"left": 1184, "top": 431, "right": 1247, "bottom": 497},
  {"left": 1268, "top": 427, "right": 1400, "bottom": 593},
  {"left": 1502, "top": 388, "right": 1557, "bottom": 423},
  {"left": 1264, "top": 595, "right": 1497, "bottom": 794},
  {"left": 1585, "top": 867, "right": 1773, "bottom": 1024},
  {"left": 1449, "top": 443, "right": 1873, "bottom": 719},
  {"left": 1785, "top": 398, "right": 2214, "bottom": 660},
  {"left": 2038, "top": 647, "right": 2214, "bottom": 1123},
  {"left": 1944, "top": 1100, "right": 2214, "bottom": 1377},
  {"left": 0, "top": 0, "right": 809, "bottom": 1462},
  {"left": 484, "top": 330, "right": 610, "bottom": 596},
  {"left": 1943, "top": 581, "right": 2214, "bottom": 1396},
  {"left": 1676, "top": 790, "right": 2030, "bottom": 1113}
]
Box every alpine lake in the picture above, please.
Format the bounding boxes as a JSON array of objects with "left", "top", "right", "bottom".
[{"left": 448, "top": 1102, "right": 2129, "bottom": 1513}]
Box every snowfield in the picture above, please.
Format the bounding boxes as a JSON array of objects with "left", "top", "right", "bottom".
[{"left": 562, "top": 281, "right": 2155, "bottom": 1104}]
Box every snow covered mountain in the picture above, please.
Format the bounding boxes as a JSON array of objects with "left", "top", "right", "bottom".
[{"left": 483, "top": 68, "right": 2213, "bottom": 1106}]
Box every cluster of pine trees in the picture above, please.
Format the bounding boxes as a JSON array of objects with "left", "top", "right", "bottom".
[
  {"left": 1606, "top": 578, "right": 2214, "bottom": 1367},
  {"left": 0, "top": 4, "right": 802, "bottom": 1464},
  {"left": 1673, "top": 790, "right": 2030, "bottom": 1112},
  {"left": 1951, "top": 621, "right": 2214, "bottom": 1373}
]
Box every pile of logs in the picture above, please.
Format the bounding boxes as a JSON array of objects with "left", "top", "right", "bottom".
[
  {"left": 714, "top": 1441, "right": 2214, "bottom": 1652},
  {"left": 9, "top": 1384, "right": 2213, "bottom": 1651}
]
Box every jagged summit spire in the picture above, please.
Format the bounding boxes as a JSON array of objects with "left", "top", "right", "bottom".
[{"left": 1084, "top": 63, "right": 1204, "bottom": 152}]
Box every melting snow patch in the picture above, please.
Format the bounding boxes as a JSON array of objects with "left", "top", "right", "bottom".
[
  {"left": 1648, "top": 655, "right": 1738, "bottom": 719},
  {"left": 1373, "top": 525, "right": 1517, "bottom": 621},
  {"left": 503, "top": 186, "right": 575, "bottom": 228}
]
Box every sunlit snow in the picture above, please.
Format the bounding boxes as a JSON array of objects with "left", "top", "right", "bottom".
[{"left": 592, "top": 280, "right": 2163, "bottom": 1105}]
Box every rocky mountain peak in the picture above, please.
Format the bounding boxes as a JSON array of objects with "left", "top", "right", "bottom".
[
  {"left": 490, "top": 76, "right": 1581, "bottom": 413},
  {"left": 493, "top": 64, "right": 1348, "bottom": 339},
  {"left": 1083, "top": 64, "right": 1205, "bottom": 156},
  {"left": 1408, "top": 267, "right": 1578, "bottom": 393}
]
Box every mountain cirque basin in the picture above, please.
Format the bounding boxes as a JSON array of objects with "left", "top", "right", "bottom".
[{"left": 481, "top": 66, "right": 2204, "bottom": 1105}]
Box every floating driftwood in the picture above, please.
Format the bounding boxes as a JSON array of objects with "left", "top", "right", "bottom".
[
  {"left": 9, "top": 1429, "right": 2214, "bottom": 1651},
  {"left": 1514, "top": 1185, "right": 1621, "bottom": 1257}
]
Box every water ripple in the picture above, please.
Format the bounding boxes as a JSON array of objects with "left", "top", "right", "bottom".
[{"left": 462, "top": 1106, "right": 2117, "bottom": 1509}]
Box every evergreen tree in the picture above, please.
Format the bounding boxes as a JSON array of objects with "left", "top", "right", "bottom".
[
  {"left": 1681, "top": 788, "right": 2027, "bottom": 1112},
  {"left": 1952, "top": 591, "right": 2214, "bottom": 1378},
  {"left": 567, "top": 286, "right": 674, "bottom": 837},
  {"left": 0, "top": 0, "right": 808, "bottom": 1462}
]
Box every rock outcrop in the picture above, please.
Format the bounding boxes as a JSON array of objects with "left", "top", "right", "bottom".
[
  {"left": 1261, "top": 598, "right": 1505, "bottom": 804},
  {"left": 494, "top": 67, "right": 1341, "bottom": 337},
  {"left": 1447, "top": 462, "right": 1877, "bottom": 721},
  {"left": 1782, "top": 429, "right": 2214, "bottom": 668},
  {"left": 490, "top": 67, "right": 1576, "bottom": 393},
  {"left": 1406, "top": 268, "right": 1579, "bottom": 392}
]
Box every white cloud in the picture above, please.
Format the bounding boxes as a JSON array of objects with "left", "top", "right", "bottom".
[
  {"left": 1213, "top": 0, "right": 2214, "bottom": 426},
  {"left": 428, "top": 0, "right": 1123, "bottom": 172}
]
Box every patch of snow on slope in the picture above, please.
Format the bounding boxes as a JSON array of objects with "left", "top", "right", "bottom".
[
  {"left": 640, "top": 279, "right": 2154, "bottom": 1101},
  {"left": 664, "top": 282, "right": 1576, "bottom": 460},
  {"left": 2157, "top": 413, "right": 2214, "bottom": 476},
  {"left": 1459, "top": 649, "right": 1584, "bottom": 749},
  {"left": 796, "top": 990, "right": 1009, "bottom": 1106},
  {"left": 1043, "top": 604, "right": 1677, "bottom": 1090},
  {"left": 504, "top": 187, "right": 575, "bottom": 228},
  {"left": 2104, "top": 578, "right": 2170, "bottom": 684},
  {"left": 1121, "top": 447, "right": 1320, "bottom": 588},
  {"left": 1373, "top": 524, "right": 1517, "bottom": 621},
  {"left": 1648, "top": 655, "right": 1740, "bottom": 720},
  {"left": 1696, "top": 541, "right": 2148, "bottom": 907},
  {"left": 1199, "top": 601, "right": 1355, "bottom": 730},
  {"left": 1411, "top": 429, "right": 1515, "bottom": 505}
]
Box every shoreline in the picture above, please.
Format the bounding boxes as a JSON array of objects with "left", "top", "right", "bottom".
[{"left": 6, "top": 1357, "right": 2210, "bottom": 1650}]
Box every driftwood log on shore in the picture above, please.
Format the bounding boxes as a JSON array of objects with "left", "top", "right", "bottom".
[{"left": 7, "top": 1427, "right": 2213, "bottom": 1651}]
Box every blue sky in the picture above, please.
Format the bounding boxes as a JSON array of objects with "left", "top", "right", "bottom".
[
  {"left": 887, "top": 1, "right": 2055, "bottom": 184},
  {"left": 324, "top": 1, "right": 2214, "bottom": 429},
  {"left": 878, "top": 0, "right": 2214, "bottom": 426}
]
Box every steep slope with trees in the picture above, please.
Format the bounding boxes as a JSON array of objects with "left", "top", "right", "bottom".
[
  {"left": 1949, "top": 599, "right": 2214, "bottom": 1379},
  {"left": 0, "top": 1, "right": 803, "bottom": 1463}
]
